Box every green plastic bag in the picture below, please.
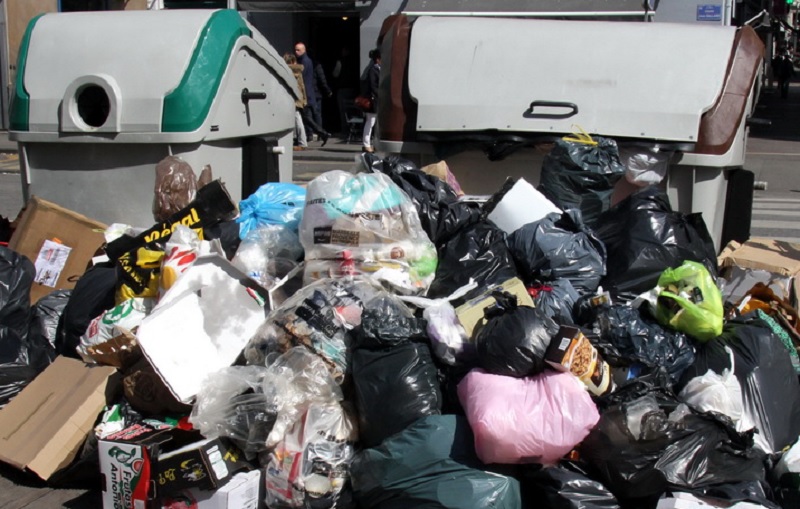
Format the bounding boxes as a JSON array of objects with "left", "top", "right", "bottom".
[{"left": 655, "top": 261, "right": 723, "bottom": 342}]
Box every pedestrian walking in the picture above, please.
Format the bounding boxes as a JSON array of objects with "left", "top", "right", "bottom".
[
  {"left": 773, "top": 51, "right": 794, "bottom": 100},
  {"left": 360, "top": 49, "right": 381, "bottom": 153},
  {"left": 295, "top": 42, "right": 331, "bottom": 144}
]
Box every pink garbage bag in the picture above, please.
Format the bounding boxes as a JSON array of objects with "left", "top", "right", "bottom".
[{"left": 457, "top": 369, "right": 599, "bottom": 465}]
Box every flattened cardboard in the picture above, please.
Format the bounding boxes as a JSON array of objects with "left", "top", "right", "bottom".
[
  {"left": 8, "top": 196, "right": 107, "bottom": 303},
  {"left": 0, "top": 356, "right": 119, "bottom": 481},
  {"left": 718, "top": 238, "right": 800, "bottom": 307},
  {"left": 718, "top": 238, "right": 800, "bottom": 276},
  {"left": 455, "top": 277, "right": 534, "bottom": 338}
]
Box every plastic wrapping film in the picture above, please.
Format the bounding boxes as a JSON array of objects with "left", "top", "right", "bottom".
[
  {"left": 190, "top": 365, "right": 276, "bottom": 456},
  {"left": 231, "top": 223, "right": 303, "bottom": 289}
]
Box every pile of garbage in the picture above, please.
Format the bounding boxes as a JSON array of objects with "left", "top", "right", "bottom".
[{"left": 1, "top": 136, "right": 799, "bottom": 509}]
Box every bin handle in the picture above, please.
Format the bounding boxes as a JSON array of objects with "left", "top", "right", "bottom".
[
  {"left": 241, "top": 88, "right": 267, "bottom": 103},
  {"left": 523, "top": 101, "right": 578, "bottom": 119}
]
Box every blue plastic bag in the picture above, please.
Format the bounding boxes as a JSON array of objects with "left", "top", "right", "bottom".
[{"left": 237, "top": 183, "right": 306, "bottom": 239}]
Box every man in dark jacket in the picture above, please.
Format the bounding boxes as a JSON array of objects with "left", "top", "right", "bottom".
[{"left": 295, "top": 42, "right": 330, "bottom": 144}]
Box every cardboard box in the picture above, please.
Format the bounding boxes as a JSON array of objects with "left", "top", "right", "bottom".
[
  {"left": 99, "top": 425, "right": 202, "bottom": 509},
  {"left": 160, "top": 470, "right": 264, "bottom": 509},
  {"left": 100, "top": 427, "right": 251, "bottom": 509},
  {"left": 545, "top": 325, "right": 614, "bottom": 397},
  {"left": 718, "top": 238, "right": 800, "bottom": 307},
  {"left": 157, "top": 437, "right": 251, "bottom": 496},
  {"left": 8, "top": 196, "right": 107, "bottom": 303},
  {"left": 454, "top": 277, "right": 534, "bottom": 338},
  {"left": 0, "top": 356, "right": 119, "bottom": 481}
]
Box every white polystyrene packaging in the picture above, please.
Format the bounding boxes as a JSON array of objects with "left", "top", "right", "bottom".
[
  {"left": 457, "top": 369, "right": 599, "bottom": 465},
  {"left": 299, "top": 170, "right": 438, "bottom": 295}
]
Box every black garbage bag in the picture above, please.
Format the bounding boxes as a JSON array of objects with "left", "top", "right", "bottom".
[
  {"left": 427, "top": 220, "right": 519, "bottom": 304},
  {"left": 32, "top": 290, "right": 71, "bottom": 351},
  {"left": 593, "top": 304, "right": 695, "bottom": 385},
  {"left": 55, "top": 263, "right": 117, "bottom": 357},
  {"left": 0, "top": 247, "right": 55, "bottom": 407},
  {"left": 580, "top": 375, "right": 767, "bottom": 505},
  {"left": 528, "top": 280, "right": 580, "bottom": 326},
  {"left": 351, "top": 414, "right": 522, "bottom": 509},
  {"left": 519, "top": 461, "right": 620, "bottom": 509},
  {"left": 678, "top": 314, "right": 800, "bottom": 454},
  {"left": 508, "top": 210, "right": 606, "bottom": 294},
  {"left": 352, "top": 293, "right": 442, "bottom": 448},
  {"left": 538, "top": 135, "right": 626, "bottom": 228},
  {"left": 475, "top": 291, "right": 559, "bottom": 378},
  {"left": 594, "top": 186, "right": 717, "bottom": 299},
  {"left": 362, "top": 153, "right": 481, "bottom": 246}
]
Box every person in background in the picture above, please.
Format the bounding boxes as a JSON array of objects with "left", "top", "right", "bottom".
[
  {"left": 283, "top": 53, "right": 309, "bottom": 151},
  {"left": 313, "top": 60, "right": 334, "bottom": 129},
  {"left": 361, "top": 48, "right": 381, "bottom": 153},
  {"left": 333, "top": 46, "right": 359, "bottom": 136},
  {"left": 773, "top": 50, "right": 794, "bottom": 100},
  {"left": 295, "top": 42, "right": 330, "bottom": 144}
]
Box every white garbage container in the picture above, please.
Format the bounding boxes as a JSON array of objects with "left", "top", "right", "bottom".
[
  {"left": 377, "top": 15, "right": 764, "bottom": 250},
  {"left": 9, "top": 9, "right": 299, "bottom": 227}
]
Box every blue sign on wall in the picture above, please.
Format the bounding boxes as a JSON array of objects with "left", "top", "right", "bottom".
[{"left": 697, "top": 4, "right": 723, "bottom": 21}]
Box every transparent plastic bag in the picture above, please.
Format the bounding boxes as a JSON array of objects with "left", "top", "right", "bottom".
[
  {"left": 189, "top": 365, "right": 276, "bottom": 455},
  {"left": 261, "top": 347, "right": 344, "bottom": 448},
  {"left": 236, "top": 182, "right": 307, "bottom": 239},
  {"left": 265, "top": 401, "right": 357, "bottom": 509},
  {"left": 231, "top": 224, "right": 303, "bottom": 289},
  {"left": 244, "top": 277, "right": 382, "bottom": 382},
  {"left": 300, "top": 170, "right": 438, "bottom": 295}
]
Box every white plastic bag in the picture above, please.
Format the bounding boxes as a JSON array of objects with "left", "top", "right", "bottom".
[
  {"left": 78, "top": 297, "right": 154, "bottom": 362},
  {"left": 619, "top": 146, "right": 671, "bottom": 187},
  {"left": 401, "top": 280, "right": 477, "bottom": 365},
  {"left": 679, "top": 346, "right": 746, "bottom": 430}
]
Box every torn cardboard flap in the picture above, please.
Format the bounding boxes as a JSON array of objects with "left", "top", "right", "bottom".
[
  {"left": 0, "top": 357, "right": 119, "bottom": 481},
  {"left": 718, "top": 238, "right": 800, "bottom": 307},
  {"left": 718, "top": 238, "right": 800, "bottom": 276},
  {"left": 136, "top": 255, "right": 271, "bottom": 404},
  {"left": 8, "top": 196, "right": 107, "bottom": 303}
]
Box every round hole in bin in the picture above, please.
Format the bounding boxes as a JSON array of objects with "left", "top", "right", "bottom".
[{"left": 76, "top": 85, "right": 110, "bottom": 128}]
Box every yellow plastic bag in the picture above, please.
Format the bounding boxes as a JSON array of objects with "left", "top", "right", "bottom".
[{"left": 655, "top": 261, "right": 723, "bottom": 342}]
